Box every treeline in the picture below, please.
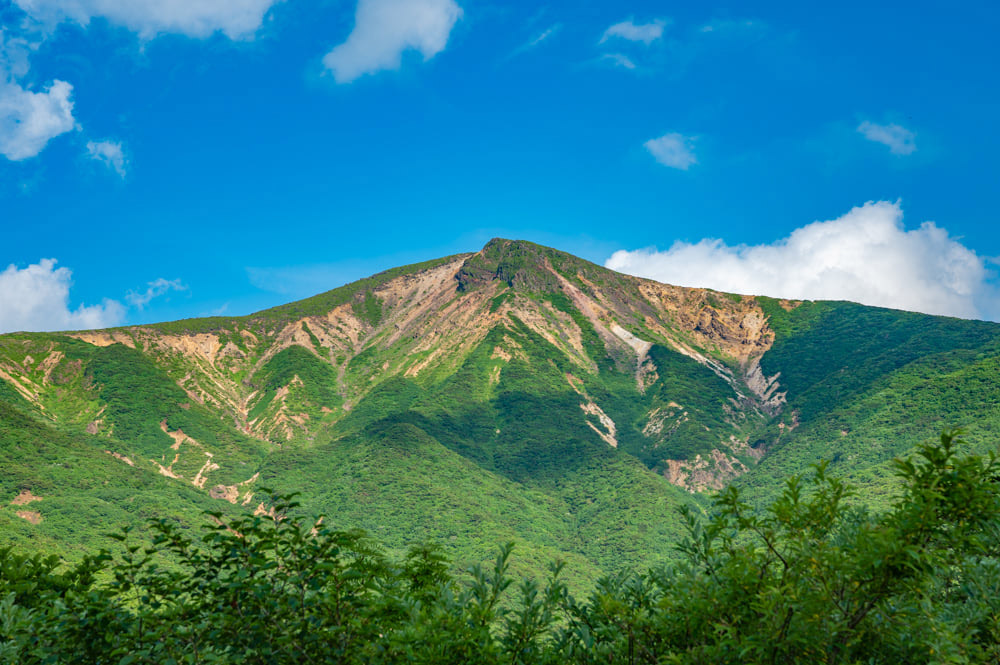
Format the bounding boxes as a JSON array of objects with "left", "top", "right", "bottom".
[{"left": 2, "top": 431, "right": 999, "bottom": 664}]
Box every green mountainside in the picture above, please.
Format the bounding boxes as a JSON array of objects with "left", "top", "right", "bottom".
[{"left": 2, "top": 238, "right": 998, "bottom": 585}]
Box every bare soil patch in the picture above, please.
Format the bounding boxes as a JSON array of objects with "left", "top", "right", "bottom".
[{"left": 10, "top": 489, "right": 41, "bottom": 506}]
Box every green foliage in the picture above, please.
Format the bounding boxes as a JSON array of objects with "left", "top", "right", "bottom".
[
  {"left": 642, "top": 430, "right": 1000, "bottom": 663},
  {"left": 759, "top": 301, "right": 999, "bottom": 423},
  {"left": 743, "top": 301, "right": 1000, "bottom": 509},
  {"left": 352, "top": 290, "right": 383, "bottom": 327},
  {"left": 456, "top": 239, "right": 562, "bottom": 293},
  {"left": 85, "top": 343, "right": 266, "bottom": 477},
  {"left": 0, "top": 398, "right": 236, "bottom": 563},
  {"left": 489, "top": 290, "right": 512, "bottom": 312},
  {"left": 251, "top": 346, "right": 342, "bottom": 419},
  {"left": 4, "top": 432, "right": 998, "bottom": 664},
  {"left": 87, "top": 344, "right": 190, "bottom": 452},
  {"left": 638, "top": 344, "right": 742, "bottom": 462},
  {"left": 145, "top": 316, "right": 235, "bottom": 336}
]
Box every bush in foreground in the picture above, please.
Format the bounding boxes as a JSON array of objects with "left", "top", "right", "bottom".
[{"left": 2, "top": 430, "right": 999, "bottom": 663}]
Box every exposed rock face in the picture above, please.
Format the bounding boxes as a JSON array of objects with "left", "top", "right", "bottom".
[
  {"left": 580, "top": 401, "right": 618, "bottom": 448},
  {"left": 209, "top": 484, "right": 240, "bottom": 502},
  {"left": 665, "top": 449, "right": 750, "bottom": 493},
  {"left": 744, "top": 359, "right": 786, "bottom": 415}
]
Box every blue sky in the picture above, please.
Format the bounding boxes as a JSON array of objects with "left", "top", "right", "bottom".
[{"left": 1, "top": 0, "right": 998, "bottom": 331}]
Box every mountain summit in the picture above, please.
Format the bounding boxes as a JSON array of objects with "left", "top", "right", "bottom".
[{"left": 2, "top": 239, "right": 1000, "bottom": 579}]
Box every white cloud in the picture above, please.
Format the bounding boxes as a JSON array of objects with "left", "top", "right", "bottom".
[
  {"left": 699, "top": 19, "right": 761, "bottom": 34},
  {"left": 1, "top": 1, "right": 279, "bottom": 162},
  {"left": 0, "top": 78, "right": 76, "bottom": 161},
  {"left": 857, "top": 120, "right": 916, "bottom": 155},
  {"left": 0, "top": 259, "right": 124, "bottom": 333},
  {"left": 0, "top": 29, "right": 77, "bottom": 161},
  {"left": 605, "top": 201, "right": 997, "bottom": 320},
  {"left": 506, "top": 24, "right": 561, "bottom": 60},
  {"left": 602, "top": 53, "right": 636, "bottom": 70},
  {"left": 86, "top": 139, "right": 127, "bottom": 177},
  {"left": 0, "top": 31, "right": 35, "bottom": 79},
  {"left": 644, "top": 132, "right": 697, "bottom": 170},
  {"left": 521, "top": 25, "right": 559, "bottom": 51},
  {"left": 125, "top": 277, "right": 186, "bottom": 309},
  {"left": 323, "top": 0, "right": 462, "bottom": 83},
  {"left": 525, "top": 26, "right": 557, "bottom": 49},
  {"left": 12, "top": 0, "right": 281, "bottom": 40},
  {"left": 600, "top": 18, "right": 667, "bottom": 45}
]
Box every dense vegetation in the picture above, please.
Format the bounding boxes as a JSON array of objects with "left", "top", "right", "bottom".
[
  {"left": 744, "top": 299, "right": 1000, "bottom": 509},
  {"left": 0, "top": 396, "right": 233, "bottom": 562},
  {"left": 3, "top": 431, "right": 998, "bottom": 664},
  {"left": 6, "top": 239, "right": 1000, "bottom": 614}
]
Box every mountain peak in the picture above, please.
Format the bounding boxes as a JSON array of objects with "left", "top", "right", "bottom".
[{"left": 456, "top": 238, "right": 571, "bottom": 293}]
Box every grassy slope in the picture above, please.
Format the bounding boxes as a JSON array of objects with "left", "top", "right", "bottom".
[
  {"left": 0, "top": 395, "right": 233, "bottom": 562},
  {"left": 739, "top": 300, "right": 1000, "bottom": 507}
]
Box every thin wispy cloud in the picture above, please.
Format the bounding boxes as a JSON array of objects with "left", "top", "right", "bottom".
[
  {"left": 600, "top": 18, "right": 667, "bottom": 45},
  {"left": 323, "top": 0, "right": 462, "bottom": 83},
  {"left": 0, "top": 259, "right": 124, "bottom": 333},
  {"left": 126, "top": 278, "right": 187, "bottom": 309},
  {"left": 508, "top": 24, "right": 561, "bottom": 58},
  {"left": 699, "top": 19, "right": 762, "bottom": 34},
  {"left": 86, "top": 139, "right": 127, "bottom": 177},
  {"left": 644, "top": 132, "right": 697, "bottom": 170},
  {"left": 599, "top": 16, "right": 773, "bottom": 80},
  {"left": 525, "top": 25, "right": 558, "bottom": 49},
  {"left": 248, "top": 263, "right": 366, "bottom": 297},
  {"left": 857, "top": 121, "right": 916, "bottom": 155},
  {"left": 601, "top": 53, "right": 636, "bottom": 70},
  {"left": 0, "top": 30, "right": 35, "bottom": 79},
  {"left": 12, "top": 0, "right": 282, "bottom": 40},
  {"left": 606, "top": 201, "right": 997, "bottom": 320}
]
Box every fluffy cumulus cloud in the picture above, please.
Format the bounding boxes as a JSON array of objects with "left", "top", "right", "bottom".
[
  {"left": 125, "top": 277, "right": 186, "bottom": 309},
  {"left": 12, "top": 0, "right": 281, "bottom": 40},
  {"left": 0, "top": 78, "right": 76, "bottom": 161},
  {"left": 605, "top": 201, "right": 998, "bottom": 320},
  {"left": 323, "top": 0, "right": 462, "bottom": 83},
  {"left": 86, "top": 139, "right": 127, "bottom": 177},
  {"left": 600, "top": 18, "right": 667, "bottom": 45},
  {"left": 857, "top": 120, "right": 916, "bottom": 155},
  {"left": 644, "top": 132, "right": 697, "bottom": 170},
  {"left": 0, "top": 30, "right": 77, "bottom": 162},
  {"left": 0, "top": 259, "right": 124, "bottom": 333}
]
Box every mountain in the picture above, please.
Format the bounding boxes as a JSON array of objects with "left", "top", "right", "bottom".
[{"left": 3, "top": 238, "right": 999, "bottom": 584}]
